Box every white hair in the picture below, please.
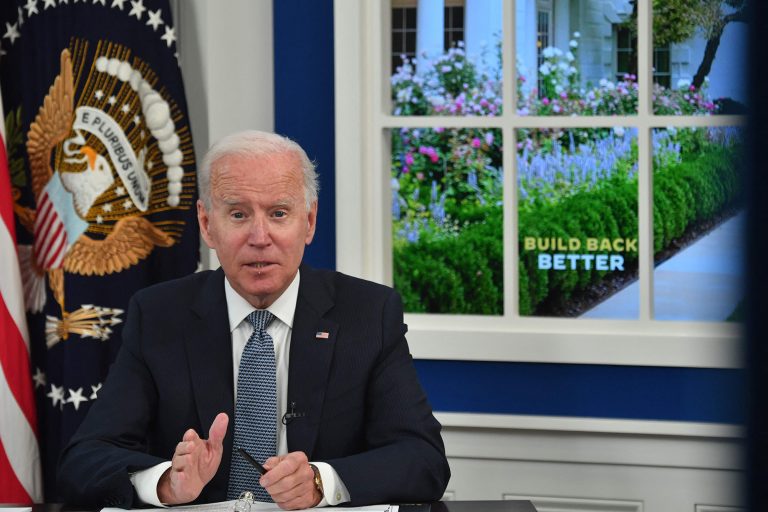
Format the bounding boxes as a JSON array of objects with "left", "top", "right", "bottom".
[{"left": 198, "top": 130, "right": 319, "bottom": 210}]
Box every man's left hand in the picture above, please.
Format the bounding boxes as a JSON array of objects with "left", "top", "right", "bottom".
[{"left": 260, "top": 451, "right": 322, "bottom": 510}]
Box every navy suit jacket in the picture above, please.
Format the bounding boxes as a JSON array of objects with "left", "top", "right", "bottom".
[{"left": 58, "top": 265, "right": 449, "bottom": 507}]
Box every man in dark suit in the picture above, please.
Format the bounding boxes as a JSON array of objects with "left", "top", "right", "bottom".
[{"left": 58, "top": 131, "right": 450, "bottom": 509}]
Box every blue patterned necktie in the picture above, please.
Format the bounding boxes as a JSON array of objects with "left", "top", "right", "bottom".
[{"left": 228, "top": 310, "right": 277, "bottom": 501}]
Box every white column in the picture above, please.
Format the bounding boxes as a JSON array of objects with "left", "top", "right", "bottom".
[
  {"left": 465, "top": 0, "right": 503, "bottom": 76},
  {"left": 417, "top": 0, "right": 444, "bottom": 74},
  {"left": 516, "top": 0, "right": 538, "bottom": 95}
]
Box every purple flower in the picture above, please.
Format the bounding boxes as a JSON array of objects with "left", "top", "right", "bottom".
[
  {"left": 405, "top": 153, "right": 415, "bottom": 165},
  {"left": 471, "top": 137, "right": 482, "bottom": 148}
]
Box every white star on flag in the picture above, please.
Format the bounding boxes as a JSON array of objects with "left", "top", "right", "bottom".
[
  {"left": 102, "top": 203, "right": 113, "bottom": 212},
  {"left": 95, "top": 215, "right": 104, "bottom": 224},
  {"left": 121, "top": 103, "right": 130, "bottom": 113},
  {"left": 129, "top": 0, "right": 145, "bottom": 20},
  {"left": 111, "top": 0, "right": 126, "bottom": 9},
  {"left": 24, "top": 0, "right": 39, "bottom": 16},
  {"left": 47, "top": 384, "right": 65, "bottom": 409},
  {"left": 43, "top": 0, "right": 56, "bottom": 9},
  {"left": 59, "top": 0, "right": 69, "bottom": 4},
  {"left": 90, "top": 383, "right": 103, "bottom": 400},
  {"left": 133, "top": 114, "right": 141, "bottom": 125},
  {"left": 116, "top": 186, "right": 125, "bottom": 195},
  {"left": 67, "top": 388, "right": 89, "bottom": 410},
  {"left": 122, "top": 199, "right": 132, "bottom": 210},
  {"left": 161, "top": 25, "right": 176, "bottom": 47},
  {"left": 93, "top": 0, "right": 106, "bottom": 5},
  {"left": 95, "top": 89, "right": 104, "bottom": 100},
  {"left": 146, "top": 8, "right": 163, "bottom": 31},
  {"left": 18, "top": 7, "right": 25, "bottom": 26},
  {"left": 107, "top": 95, "right": 117, "bottom": 105},
  {"left": 33, "top": 368, "right": 46, "bottom": 389},
  {"left": 3, "top": 22, "right": 20, "bottom": 44}
]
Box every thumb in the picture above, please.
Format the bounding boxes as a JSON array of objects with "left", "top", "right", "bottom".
[{"left": 208, "top": 412, "right": 229, "bottom": 446}]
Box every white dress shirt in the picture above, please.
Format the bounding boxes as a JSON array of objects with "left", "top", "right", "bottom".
[{"left": 130, "top": 270, "right": 350, "bottom": 506}]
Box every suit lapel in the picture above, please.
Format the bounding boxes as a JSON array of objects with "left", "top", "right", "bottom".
[
  {"left": 183, "top": 268, "right": 235, "bottom": 487},
  {"left": 287, "top": 266, "right": 337, "bottom": 457}
]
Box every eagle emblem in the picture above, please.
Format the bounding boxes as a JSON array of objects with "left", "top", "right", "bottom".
[{"left": 15, "top": 40, "right": 196, "bottom": 345}]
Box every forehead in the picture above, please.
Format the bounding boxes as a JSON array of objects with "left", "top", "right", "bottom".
[{"left": 211, "top": 151, "right": 304, "bottom": 194}]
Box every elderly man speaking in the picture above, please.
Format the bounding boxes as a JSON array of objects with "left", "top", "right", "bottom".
[{"left": 58, "top": 131, "right": 450, "bottom": 510}]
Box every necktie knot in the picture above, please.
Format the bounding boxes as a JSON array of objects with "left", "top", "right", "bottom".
[{"left": 247, "top": 310, "right": 274, "bottom": 332}]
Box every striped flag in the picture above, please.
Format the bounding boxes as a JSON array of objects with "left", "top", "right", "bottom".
[
  {"left": 0, "top": 0, "right": 199, "bottom": 497},
  {"left": 0, "top": 90, "right": 42, "bottom": 504}
]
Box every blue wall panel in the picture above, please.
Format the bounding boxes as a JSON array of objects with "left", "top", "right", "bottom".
[{"left": 274, "top": 0, "right": 336, "bottom": 270}]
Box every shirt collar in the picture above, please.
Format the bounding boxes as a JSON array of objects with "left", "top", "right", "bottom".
[{"left": 224, "top": 270, "right": 300, "bottom": 331}]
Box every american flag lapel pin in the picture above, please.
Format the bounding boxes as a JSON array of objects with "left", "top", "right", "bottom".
[{"left": 315, "top": 331, "right": 330, "bottom": 339}]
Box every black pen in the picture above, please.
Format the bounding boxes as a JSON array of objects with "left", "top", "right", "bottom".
[{"left": 237, "top": 447, "right": 267, "bottom": 475}]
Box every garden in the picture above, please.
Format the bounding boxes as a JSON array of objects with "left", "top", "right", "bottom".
[{"left": 391, "top": 38, "right": 743, "bottom": 316}]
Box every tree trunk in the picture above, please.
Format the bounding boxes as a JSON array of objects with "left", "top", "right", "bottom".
[{"left": 692, "top": 9, "right": 747, "bottom": 89}]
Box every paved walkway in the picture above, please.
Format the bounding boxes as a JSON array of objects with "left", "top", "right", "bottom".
[{"left": 581, "top": 211, "right": 745, "bottom": 321}]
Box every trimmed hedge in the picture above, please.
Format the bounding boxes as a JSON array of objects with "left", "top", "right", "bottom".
[{"left": 393, "top": 144, "right": 741, "bottom": 315}]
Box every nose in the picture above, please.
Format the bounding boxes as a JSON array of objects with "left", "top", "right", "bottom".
[{"left": 247, "top": 216, "right": 271, "bottom": 246}]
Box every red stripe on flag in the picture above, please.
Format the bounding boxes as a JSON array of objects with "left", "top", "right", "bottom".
[
  {"left": 0, "top": 144, "right": 14, "bottom": 235},
  {"left": 0, "top": 440, "right": 30, "bottom": 504},
  {"left": 0, "top": 296, "right": 37, "bottom": 429}
]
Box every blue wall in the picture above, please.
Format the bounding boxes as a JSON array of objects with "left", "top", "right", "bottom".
[{"left": 272, "top": 0, "right": 744, "bottom": 425}]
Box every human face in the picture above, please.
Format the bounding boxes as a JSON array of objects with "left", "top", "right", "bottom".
[{"left": 197, "top": 151, "right": 317, "bottom": 309}]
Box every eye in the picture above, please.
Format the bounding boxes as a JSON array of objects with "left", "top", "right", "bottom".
[
  {"left": 273, "top": 210, "right": 287, "bottom": 218},
  {"left": 231, "top": 211, "right": 245, "bottom": 220}
]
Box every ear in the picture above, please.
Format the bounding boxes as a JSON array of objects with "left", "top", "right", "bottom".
[
  {"left": 304, "top": 201, "right": 318, "bottom": 245},
  {"left": 197, "top": 199, "right": 214, "bottom": 248}
]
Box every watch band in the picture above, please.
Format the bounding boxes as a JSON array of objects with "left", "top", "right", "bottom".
[{"left": 309, "top": 463, "right": 324, "bottom": 498}]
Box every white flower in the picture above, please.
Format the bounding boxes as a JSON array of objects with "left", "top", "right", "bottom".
[
  {"left": 539, "top": 62, "right": 552, "bottom": 75},
  {"left": 613, "top": 126, "right": 625, "bottom": 137},
  {"left": 441, "top": 65, "right": 452, "bottom": 73},
  {"left": 573, "top": 31, "right": 581, "bottom": 38},
  {"left": 676, "top": 78, "right": 692, "bottom": 89},
  {"left": 542, "top": 47, "right": 556, "bottom": 58},
  {"left": 566, "top": 51, "right": 575, "bottom": 62},
  {"left": 569, "top": 40, "right": 578, "bottom": 48}
]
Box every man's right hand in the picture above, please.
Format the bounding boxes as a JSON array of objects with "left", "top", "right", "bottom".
[{"left": 157, "top": 412, "right": 229, "bottom": 504}]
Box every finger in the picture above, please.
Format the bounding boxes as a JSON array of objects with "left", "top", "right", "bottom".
[
  {"left": 207, "top": 412, "right": 229, "bottom": 445},
  {"left": 262, "top": 455, "right": 283, "bottom": 472},
  {"left": 183, "top": 428, "right": 200, "bottom": 443},
  {"left": 262, "top": 459, "right": 313, "bottom": 495}
]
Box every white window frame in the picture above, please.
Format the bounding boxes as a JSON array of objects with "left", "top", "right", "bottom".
[{"left": 333, "top": 0, "right": 744, "bottom": 369}]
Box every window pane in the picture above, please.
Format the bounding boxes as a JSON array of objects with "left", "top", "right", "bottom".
[
  {"left": 392, "top": 7, "right": 404, "bottom": 30},
  {"left": 518, "top": 128, "right": 639, "bottom": 318},
  {"left": 652, "top": 2, "right": 747, "bottom": 114},
  {"left": 391, "top": 1, "right": 502, "bottom": 116},
  {"left": 391, "top": 127, "right": 504, "bottom": 315},
  {"left": 652, "top": 127, "right": 744, "bottom": 321},
  {"left": 517, "top": 4, "right": 637, "bottom": 115}
]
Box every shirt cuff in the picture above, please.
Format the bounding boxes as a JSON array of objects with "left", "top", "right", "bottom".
[
  {"left": 129, "top": 461, "right": 172, "bottom": 507},
  {"left": 311, "top": 461, "right": 351, "bottom": 506}
]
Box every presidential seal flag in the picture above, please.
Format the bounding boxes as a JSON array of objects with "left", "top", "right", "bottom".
[{"left": 0, "top": 0, "right": 199, "bottom": 498}]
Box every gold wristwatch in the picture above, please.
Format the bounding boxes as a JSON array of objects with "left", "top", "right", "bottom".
[{"left": 309, "top": 464, "right": 324, "bottom": 498}]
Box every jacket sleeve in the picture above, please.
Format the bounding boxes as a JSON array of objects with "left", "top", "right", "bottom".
[{"left": 57, "top": 294, "right": 166, "bottom": 508}]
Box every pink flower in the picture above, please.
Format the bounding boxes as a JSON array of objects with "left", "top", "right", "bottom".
[
  {"left": 429, "top": 152, "right": 439, "bottom": 163},
  {"left": 542, "top": 97, "right": 550, "bottom": 106},
  {"left": 405, "top": 153, "right": 415, "bottom": 165},
  {"left": 416, "top": 172, "right": 425, "bottom": 180},
  {"left": 471, "top": 137, "right": 482, "bottom": 148}
]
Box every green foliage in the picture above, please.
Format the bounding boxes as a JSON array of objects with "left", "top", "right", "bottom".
[
  {"left": 393, "top": 206, "right": 503, "bottom": 315},
  {"left": 4, "top": 107, "right": 26, "bottom": 188}
]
